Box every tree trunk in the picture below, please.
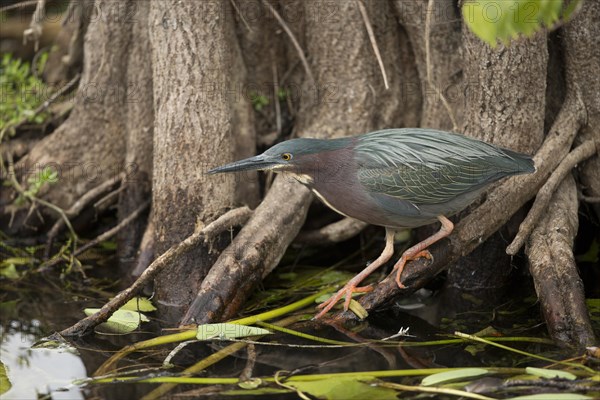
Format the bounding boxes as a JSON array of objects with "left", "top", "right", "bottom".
[
  {"left": 117, "top": 0, "right": 153, "bottom": 274},
  {"left": 6, "top": 0, "right": 132, "bottom": 227},
  {"left": 148, "top": 0, "right": 241, "bottom": 323}
]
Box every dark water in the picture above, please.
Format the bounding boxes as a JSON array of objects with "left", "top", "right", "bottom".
[{"left": 0, "top": 267, "right": 567, "bottom": 400}]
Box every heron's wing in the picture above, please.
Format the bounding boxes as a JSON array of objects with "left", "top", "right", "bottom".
[
  {"left": 357, "top": 161, "right": 501, "bottom": 205},
  {"left": 354, "top": 129, "right": 533, "bottom": 205}
]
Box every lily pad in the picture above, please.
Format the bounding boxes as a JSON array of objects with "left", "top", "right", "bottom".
[
  {"left": 84, "top": 308, "right": 149, "bottom": 334},
  {"left": 525, "top": 367, "right": 577, "bottom": 380},
  {"left": 422, "top": 368, "right": 488, "bottom": 386},
  {"left": 120, "top": 297, "right": 157, "bottom": 312},
  {"left": 287, "top": 377, "right": 398, "bottom": 400}
]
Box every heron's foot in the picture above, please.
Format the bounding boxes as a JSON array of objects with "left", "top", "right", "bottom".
[
  {"left": 314, "top": 283, "right": 373, "bottom": 319},
  {"left": 394, "top": 249, "right": 433, "bottom": 288}
]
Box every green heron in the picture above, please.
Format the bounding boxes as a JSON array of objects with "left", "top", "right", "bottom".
[{"left": 209, "top": 128, "right": 535, "bottom": 319}]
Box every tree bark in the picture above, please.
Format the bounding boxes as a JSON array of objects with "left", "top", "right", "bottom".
[
  {"left": 563, "top": 1, "right": 600, "bottom": 220},
  {"left": 148, "top": 1, "right": 238, "bottom": 323},
  {"left": 392, "top": 0, "right": 463, "bottom": 130},
  {"left": 6, "top": 0, "right": 132, "bottom": 225},
  {"left": 443, "top": 20, "right": 547, "bottom": 295},
  {"left": 117, "top": 0, "right": 154, "bottom": 274}
]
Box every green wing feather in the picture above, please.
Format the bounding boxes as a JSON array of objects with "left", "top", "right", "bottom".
[
  {"left": 358, "top": 162, "right": 499, "bottom": 205},
  {"left": 354, "top": 129, "right": 534, "bottom": 205}
]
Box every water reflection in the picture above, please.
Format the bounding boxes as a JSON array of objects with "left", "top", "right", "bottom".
[{"left": 1, "top": 324, "right": 86, "bottom": 399}]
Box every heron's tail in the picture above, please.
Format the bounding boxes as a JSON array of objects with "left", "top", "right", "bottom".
[{"left": 502, "top": 148, "right": 536, "bottom": 175}]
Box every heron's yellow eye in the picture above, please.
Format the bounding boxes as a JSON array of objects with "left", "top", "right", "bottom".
[{"left": 281, "top": 153, "right": 292, "bottom": 161}]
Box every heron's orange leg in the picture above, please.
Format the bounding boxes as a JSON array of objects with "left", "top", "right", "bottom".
[
  {"left": 394, "top": 215, "right": 454, "bottom": 288},
  {"left": 314, "top": 228, "right": 396, "bottom": 319}
]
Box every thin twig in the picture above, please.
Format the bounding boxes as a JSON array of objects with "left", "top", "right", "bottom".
[
  {"left": 31, "top": 73, "right": 81, "bottom": 122},
  {"left": 229, "top": 0, "right": 253, "bottom": 32},
  {"left": 272, "top": 60, "right": 282, "bottom": 135},
  {"left": 239, "top": 343, "right": 257, "bottom": 381},
  {"left": 579, "top": 193, "right": 600, "bottom": 203},
  {"left": 41, "top": 200, "right": 150, "bottom": 272},
  {"left": 424, "top": 0, "right": 458, "bottom": 131},
  {"left": 0, "top": 0, "right": 39, "bottom": 13},
  {"left": 260, "top": 0, "right": 315, "bottom": 86},
  {"left": 5, "top": 153, "right": 77, "bottom": 241},
  {"left": 23, "top": 0, "right": 47, "bottom": 51},
  {"left": 59, "top": 206, "right": 253, "bottom": 337},
  {"left": 45, "top": 172, "right": 124, "bottom": 259},
  {"left": 507, "top": 139, "right": 597, "bottom": 255},
  {"left": 93, "top": 184, "right": 125, "bottom": 210},
  {"left": 357, "top": 1, "right": 389, "bottom": 90}
]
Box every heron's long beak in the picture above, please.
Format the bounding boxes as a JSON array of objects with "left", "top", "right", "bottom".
[{"left": 207, "top": 155, "right": 279, "bottom": 174}]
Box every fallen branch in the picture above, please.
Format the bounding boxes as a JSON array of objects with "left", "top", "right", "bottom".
[
  {"left": 59, "top": 206, "right": 253, "bottom": 337},
  {"left": 348, "top": 92, "right": 585, "bottom": 316},
  {"left": 507, "top": 139, "right": 597, "bottom": 255},
  {"left": 295, "top": 218, "right": 368, "bottom": 246}
]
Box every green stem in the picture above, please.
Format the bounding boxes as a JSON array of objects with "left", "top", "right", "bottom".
[
  {"left": 255, "top": 321, "right": 351, "bottom": 345},
  {"left": 91, "top": 366, "right": 527, "bottom": 385},
  {"left": 454, "top": 331, "right": 596, "bottom": 374}
]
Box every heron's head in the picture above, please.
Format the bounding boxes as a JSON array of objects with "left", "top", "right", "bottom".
[{"left": 207, "top": 138, "right": 349, "bottom": 175}]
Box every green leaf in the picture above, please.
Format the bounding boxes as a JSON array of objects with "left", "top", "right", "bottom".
[
  {"left": 0, "top": 53, "right": 51, "bottom": 134},
  {"left": 287, "top": 377, "right": 399, "bottom": 400},
  {"left": 525, "top": 367, "right": 577, "bottom": 380},
  {"left": 84, "top": 308, "right": 149, "bottom": 334},
  {"left": 507, "top": 394, "right": 593, "bottom": 400},
  {"left": 196, "top": 323, "right": 272, "bottom": 340},
  {"left": 0, "top": 264, "right": 20, "bottom": 280},
  {"left": 120, "top": 297, "right": 157, "bottom": 312},
  {"left": 348, "top": 299, "right": 368, "bottom": 320},
  {"left": 462, "top": 0, "right": 564, "bottom": 47},
  {"left": 0, "top": 360, "right": 12, "bottom": 396},
  {"left": 422, "top": 368, "right": 489, "bottom": 386},
  {"left": 0, "top": 257, "right": 36, "bottom": 266}
]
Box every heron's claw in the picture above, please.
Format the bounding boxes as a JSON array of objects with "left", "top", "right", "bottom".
[
  {"left": 314, "top": 283, "right": 373, "bottom": 319},
  {"left": 394, "top": 249, "right": 433, "bottom": 288}
]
